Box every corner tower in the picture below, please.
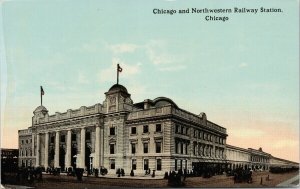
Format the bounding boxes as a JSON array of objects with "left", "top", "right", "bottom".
[{"left": 103, "top": 84, "right": 133, "bottom": 113}]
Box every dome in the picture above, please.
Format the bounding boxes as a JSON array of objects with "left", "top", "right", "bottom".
[
  {"left": 33, "top": 105, "right": 48, "bottom": 113},
  {"left": 153, "top": 97, "right": 178, "bottom": 108},
  {"left": 108, "top": 84, "right": 128, "bottom": 93}
]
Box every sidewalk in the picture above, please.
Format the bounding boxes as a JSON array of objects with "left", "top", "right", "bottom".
[
  {"left": 42, "top": 172, "right": 165, "bottom": 180},
  {"left": 1, "top": 185, "right": 33, "bottom": 189},
  {"left": 276, "top": 174, "right": 299, "bottom": 187}
]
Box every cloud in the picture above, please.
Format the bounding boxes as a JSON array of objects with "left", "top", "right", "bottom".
[
  {"left": 98, "top": 58, "right": 141, "bottom": 83},
  {"left": 158, "top": 65, "right": 186, "bottom": 71},
  {"left": 145, "top": 40, "right": 186, "bottom": 71},
  {"left": 109, "top": 43, "right": 139, "bottom": 54},
  {"left": 239, "top": 62, "right": 248, "bottom": 68}
]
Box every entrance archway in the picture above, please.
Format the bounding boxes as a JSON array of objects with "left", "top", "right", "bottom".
[
  {"left": 59, "top": 147, "right": 66, "bottom": 171},
  {"left": 71, "top": 144, "right": 77, "bottom": 169},
  {"left": 49, "top": 148, "right": 55, "bottom": 167},
  {"left": 85, "top": 146, "right": 92, "bottom": 174}
]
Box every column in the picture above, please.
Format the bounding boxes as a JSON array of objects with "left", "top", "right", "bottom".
[
  {"left": 94, "top": 125, "right": 100, "bottom": 168},
  {"left": 35, "top": 133, "right": 40, "bottom": 167},
  {"left": 65, "top": 130, "right": 72, "bottom": 168},
  {"left": 80, "top": 127, "right": 86, "bottom": 168},
  {"left": 32, "top": 134, "right": 35, "bottom": 157},
  {"left": 100, "top": 126, "right": 104, "bottom": 166},
  {"left": 54, "top": 131, "right": 60, "bottom": 168},
  {"left": 44, "top": 132, "right": 49, "bottom": 168}
]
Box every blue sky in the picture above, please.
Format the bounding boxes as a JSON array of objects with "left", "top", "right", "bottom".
[{"left": 0, "top": 0, "right": 299, "bottom": 161}]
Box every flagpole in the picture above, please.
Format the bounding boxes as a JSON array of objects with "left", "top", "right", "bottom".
[
  {"left": 40, "top": 86, "right": 43, "bottom": 106},
  {"left": 117, "top": 64, "right": 119, "bottom": 85}
]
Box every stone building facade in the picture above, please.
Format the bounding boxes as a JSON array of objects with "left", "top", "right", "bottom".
[
  {"left": 18, "top": 84, "right": 228, "bottom": 175},
  {"left": 226, "top": 145, "right": 271, "bottom": 170}
]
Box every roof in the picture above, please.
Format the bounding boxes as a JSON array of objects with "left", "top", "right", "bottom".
[
  {"left": 108, "top": 84, "right": 128, "bottom": 93},
  {"left": 153, "top": 97, "right": 178, "bottom": 108},
  {"left": 33, "top": 105, "right": 48, "bottom": 113}
]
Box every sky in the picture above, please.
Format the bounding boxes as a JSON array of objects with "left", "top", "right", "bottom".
[{"left": 0, "top": 0, "right": 299, "bottom": 162}]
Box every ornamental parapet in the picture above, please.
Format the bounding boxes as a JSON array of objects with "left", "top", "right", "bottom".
[
  {"left": 18, "top": 128, "right": 32, "bottom": 136},
  {"left": 38, "top": 103, "right": 102, "bottom": 123}
]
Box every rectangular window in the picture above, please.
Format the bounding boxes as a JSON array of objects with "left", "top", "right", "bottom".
[
  {"left": 181, "top": 143, "right": 184, "bottom": 154},
  {"left": 156, "top": 124, "right": 162, "bottom": 132},
  {"left": 143, "top": 143, "right": 148, "bottom": 153},
  {"left": 144, "top": 159, "right": 149, "bottom": 170},
  {"left": 176, "top": 125, "right": 180, "bottom": 133},
  {"left": 71, "top": 134, "right": 76, "bottom": 141},
  {"left": 185, "top": 143, "right": 188, "bottom": 154},
  {"left": 110, "top": 159, "right": 115, "bottom": 169},
  {"left": 175, "top": 141, "right": 178, "bottom": 153},
  {"left": 186, "top": 128, "right": 189, "bottom": 135},
  {"left": 60, "top": 135, "right": 65, "bottom": 143},
  {"left": 193, "top": 143, "right": 196, "bottom": 155},
  {"left": 156, "top": 142, "right": 161, "bottom": 153},
  {"left": 132, "top": 159, "right": 137, "bottom": 170},
  {"left": 199, "top": 131, "right": 202, "bottom": 139},
  {"left": 194, "top": 130, "right": 197, "bottom": 138},
  {"left": 131, "top": 127, "right": 136, "bottom": 134},
  {"left": 110, "top": 127, "right": 115, "bottom": 136},
  {"left": 175, "top": 159, "right": 178, "bottom": 171},
  {"left": 86, "top": 132, "right": 91, "bottom": 140},
  {"left": 110, "top": 144, "right": 115, "bottom": 154},
  {"left": 51, "top": 136, "right": 55, "bottom": 143},
  {"left": 131, "top": 143, "right": 136, "bottom": 154},
  {"left": 143, "top": 125, "right": 149, "bottom": 133},
  {"left": 156, "top": 159, "right": 162, "bottom": 171},
  {"left": 181, "top": 126, "right": 184, "bottom": 134}
]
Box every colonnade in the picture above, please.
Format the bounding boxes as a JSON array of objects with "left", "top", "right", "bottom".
[{"left": 32, "top": 125, "right": 103, "bottom": 169}]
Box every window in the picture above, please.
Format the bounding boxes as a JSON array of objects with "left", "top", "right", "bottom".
[
  {"left": 156, "top": 124, "right": 162, "bottom": 132},
  {"left": 181, "top": 126, "right": 184, "bottom": 134},
  {"left": 110, "top": 159, "right": 115, "bottom": 169},
  {"left": 185, "top": 143, "right": 188, "bottom": 154},
  {"left": 21, "top": 140, "right": 24, "bottom": 144},
  {"left": 131, "top": 127, "right": 136, "bottom": 134},
  {"left": 175, "top": 141, "right": 178, "bottom": 153},
  {"left": 157, "top": 159, "right": 162, "bottom": 171},
  {"left": 110, "top": 127, "right": 115, "bottom": 136},
  {"left": 175, "top": 159, "right": 178, "bottom": 171},
  {"left": 186, "top": 128, "right": 189, "bottom": 135},
  {"left": 156, "top": 142, "right": 161, "bottom": 153},
  {"left": 180, "top": 143, "right": 184, "bottom": 154},
  {"left": 143, "top": 125, "right": 149, "bottom": 133},
  {"left": 61, "top": 135, "right": 65, "bottom": 142},
  {"left": 176, "top": 125, "right": 180, "bottom": 133},
  {"left": 193, "top": 143, "right": 197, "bottom": 155},
  {"left": 26, "top": 140, "right": 28, "bottom": 144},
  {"left": 194, "top": 130, "right": 197, "bottom": 138},
  {"left": 110, "top": 144, "right": 115, "bottom": 154},
  {"left": 86, "top": 132, "right": 91, "bottom": 140},
  {"left": 51, "top": 136, "right": 55, "bottom": 143},
  {"left": 144, "top": 159, "right": 149, "bottom": 170},
  {"left": 132, "top": 159, "right": 137, "bottom": 170},
  {"left": 199, "top": 131, "right": 203, "bottom": 139},
  {"left": 131, "top": 143, "right": 136, "bottom": 154},
  {"left": 143, "top": 143, "right": 148, "bottom": 153},
  {"left": 72, "top": 134, "right": 76, "bottom": 141}
]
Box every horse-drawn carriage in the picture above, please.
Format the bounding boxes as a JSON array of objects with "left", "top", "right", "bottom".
[{"left": 233, "top": 168, "right": 252, "bottom": 183}]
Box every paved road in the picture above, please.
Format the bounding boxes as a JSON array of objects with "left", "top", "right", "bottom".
[{"left": 277, "top": 174, "right": 299, "bottom": 187}]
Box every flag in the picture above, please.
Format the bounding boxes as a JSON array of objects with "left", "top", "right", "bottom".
[
  {"left": 41, "top": 86, "right": 44, "bottom": 96},
  {"left": 117, "top": 64, "right": 122, "bottom": 72}
]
